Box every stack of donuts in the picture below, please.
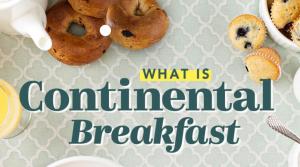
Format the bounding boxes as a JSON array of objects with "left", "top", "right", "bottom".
[{"left": 46, "top": 0, "right": 169, "bottom": 65}]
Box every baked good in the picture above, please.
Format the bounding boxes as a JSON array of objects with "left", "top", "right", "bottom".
[
  {"left": 46, "top": 1, "right": 111, "bottom": 65},
  {"left": 244, "top": 48, "right": 281, "bottom": 83},
  {"left": 271, "top": 0, "right": 300, "bottom": 29},
  {"left": 68, "top": 0, "right": 117, "bottom": 18},
  {"left": 106, "top": 0, "right": 169, "bottom": 50},
  {"left": 291, "top": 17, "right": 300, "bottom": 46},
  {"left": 228, "top": 14, "right": 266, "bottom": 51},
  {"left": 279, "top": 22, "right": 293, "bottom": 40},
  {"left": 267, "top": 0, "right": 274, "bottom": 9}
]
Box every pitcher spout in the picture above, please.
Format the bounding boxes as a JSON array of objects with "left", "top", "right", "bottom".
[{"left": 11, "top": 9, "right": 52, "bottom": 51}]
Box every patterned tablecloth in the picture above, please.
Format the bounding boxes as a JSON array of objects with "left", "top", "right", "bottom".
[{"left": 1, "top": 0, "right": 300, "bottom": 166}]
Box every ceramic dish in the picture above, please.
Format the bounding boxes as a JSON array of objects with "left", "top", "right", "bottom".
[
  {"left": 47, "top": 156, "right": 123, "bottom": 167},
  {"left": 294, "top": 68, "right": 300, "bottom": 103},
  {"left": 259, "top": 0, "right": 300, "bottom": 52},
  {"left": 289, "top": 144, "right": 300, "bottom": 167}
]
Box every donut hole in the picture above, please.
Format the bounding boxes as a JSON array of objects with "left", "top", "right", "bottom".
[{"left": 67, "top": 22, "right": 86, "bottom": 36}]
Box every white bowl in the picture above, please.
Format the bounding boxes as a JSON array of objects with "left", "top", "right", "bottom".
[
  {"left": 289, "top": 144, "right": 300, "bottom": 167},
  {"left": 293, "top": 67, "right": 300, "bottom": 103},
  {"left": 47, "top": 156, "right": 123, "bottom": 167},
  {"left": 259, "top": 0, "right": 300, "bottom": 52}
]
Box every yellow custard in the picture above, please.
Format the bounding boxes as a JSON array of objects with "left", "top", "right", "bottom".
[{"left": 0, "top": 80, "right": 22, "bottom": 139}]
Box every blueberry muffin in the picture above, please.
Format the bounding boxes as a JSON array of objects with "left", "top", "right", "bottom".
[
  {"left": 244, "top": 48, "right": 281, "bottom": 83},
  {"left": 228, "top": 14, "right": 266, "bottom": 51},
  {"left": 271, "top": 0, "right": 300, "bottom": 29},
  {"left": 291, "top": 17, "right": 300, "bottom": 47}
]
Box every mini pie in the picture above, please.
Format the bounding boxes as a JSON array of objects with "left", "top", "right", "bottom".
[
  {"left": 228, "top": 14, "right": 266, "bottom": 51},
  {"left": 271, "top": 0, "right": 300, "bottom": 29},
  {"left": 244, "top": 48, "right": 282, "bottom": 83}
]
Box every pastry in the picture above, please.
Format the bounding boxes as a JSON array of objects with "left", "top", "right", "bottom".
[
  {"left": 291, "top": 17, "right": 300, "bottom": 46},
  {"left": 46, "top": 1, "right": 111, "bottom": 65},
  {"left": 267, "top": 0, "right": 274, "bottom": 9},
  {"left": 106, "top": 0, "right": 169, "bottom": 50},
  {"left": 279, "top": 22, "right": 293, "bottom": 40},
  {"left": 271, "top": 0, "right": 300, "bottom": 29},
  {"left": 228, "top": 14, "right": 266, "bottom": 51},
  {"left": 68, "top": 0, "right": 118, "bottom": 18},
  {"left": 244, "top": 48, "right": 282, "bottom": 83}
]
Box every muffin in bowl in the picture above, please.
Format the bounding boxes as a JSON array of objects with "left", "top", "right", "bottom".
[{"left": 259, "top": 0, "right": 300, "bottom": 52}]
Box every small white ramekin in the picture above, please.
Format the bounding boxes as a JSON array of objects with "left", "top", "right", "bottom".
[
  {"left": 259, "top": 0, "right": 300, "bottom": 52},
  {"left": 289, "top": 144, "right": 300, "bottom": 167},
  {"left": 47, "top": 156, "right": 123, "bottom": 167}
]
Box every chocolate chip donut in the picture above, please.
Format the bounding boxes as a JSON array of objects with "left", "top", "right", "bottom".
[
  {"left": 106, "top": 0, "right": 169, "bottom": 50},
  {"left": 46, "top": 1, "right": 111, "bottom": 65},
  {"left": 228, "top": 14, "right": 266, "bottom": 51},
  {"left": 68, "top": 0, "right": 118, "bottom": 18}
]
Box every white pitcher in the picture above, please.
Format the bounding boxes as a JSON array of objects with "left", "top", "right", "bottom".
[{"left": 0, "top": 0, "right": 52, "bottom": 51}]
